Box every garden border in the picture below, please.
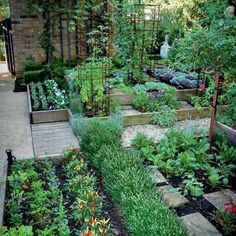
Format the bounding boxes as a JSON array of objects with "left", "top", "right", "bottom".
[
  {"left": 69, "top": 106, "right": 226, "bottom": 127},
  {"left": 216, "top": 121, "right": 236, "bottom": 146},
  {"left": 27, "top": 85, "right": 69, "bottom": 124},
  {"left": 110, "top": 88, "right": 203, "bottom": 105}
]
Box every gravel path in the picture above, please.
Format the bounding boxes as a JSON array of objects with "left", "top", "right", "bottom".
[{"left": 122, "top": 118, "right": 210, "bottom": 147}]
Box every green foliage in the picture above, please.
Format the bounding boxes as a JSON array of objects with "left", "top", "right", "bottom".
[
  {"left": 75, "top": 118, "right": 122, "bottom": 158},
  {"left": 23, "top": 69, "right": 45, "bottom": 84},
  {"left": 218, "top": 101, "right": 236, "bottom": 129},
  {"left": 93, "top": 145, "right": 186, "bottom": 236},
  {"left": 24, "top": 58, "right": 43, "bottom": 71},
  {"left": 132, "top": 129, "right": 236, "bottom": 196},
  {"left": 133, "top": 83, "right": 178, "bottom": 112},
  {"left": 69, "top": 92, "right": 83, "bottom": 114},
  {"left": 151, "top": 106, "right": 177, "bottom": 127},
  {"left": 0, "top": 0, "right": 10, "bottom": 19},
  {"left": 5, "top": 159, "right": 70, "bottom": 234},
  {"left": 169, "top": 0, "right": 236, "bottom": 77},
  {"left": 0, "top": 226, "right": 33, "bottom": 236},
  {"left": 132, "top": 132, "right": 154, "bottom": 150},
  {"left": 62, "top": 148, "right": 110, "bottom": 235},
  {"left": 74, "top": 58, "right": 112, "bottom": 116}
]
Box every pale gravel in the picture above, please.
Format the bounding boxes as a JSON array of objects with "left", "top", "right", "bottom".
[{"left": 122, "top": 118, "right": 211, "bottom": 147}]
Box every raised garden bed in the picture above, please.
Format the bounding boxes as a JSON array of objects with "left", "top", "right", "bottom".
[
  {"left": 132, "top": 130, "right": 236, "bottom": 235},
  {"left": 110, "top": 88, "right": 202, "bottom": 105},
  {"left": 27, "top": 84, "right": 69, "bottom": 124},
  {"left": 1, "top": 150, "right": 128, "bottom": 235},
  {"left": 69, "top": 106, "right": 226, "bottom": 127},
  {"left": 216, "top": 122, "right": 236, "bottom": 147}
]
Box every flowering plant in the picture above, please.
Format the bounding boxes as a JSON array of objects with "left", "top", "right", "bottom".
[
  {"left": 213, "top": 199, "right": 236, "bottom": 235},
  {"left": 62, "top": 148, "right": 110, "bottom": 235}
]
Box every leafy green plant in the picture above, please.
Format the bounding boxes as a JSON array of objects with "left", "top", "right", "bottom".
[
  {"left": 0, "top": 226, "right": 33, "bottom": 236},
  {"left": 218, "top": 101, "right": 236, "bottom": 129},
  {"left": 133, "top": 84, "right": 178, "bottom": 112},
  {"left": 151, "top": 106, "right": 177, "bottom": 127},
  {"left": 131, "top": 132, "right": 154, "bottom": 150},
  {"left": 182, "top": 173, "right": 204, "bottom": 197},
  {"left": 69, "top": 92, "right": 83, "bottom": 114}
]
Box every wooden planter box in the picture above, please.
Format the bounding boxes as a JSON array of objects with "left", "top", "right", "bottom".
[
  {"left": 27, "top": 85, "right": 69, "bottom": 124},
  {"left": 110, "top": 88, "right": 202, "bottom": 105},
  {"left": 216, "top": 122, "right": 236, "bottom": 147},
  {"left": 69, "top": 106, "right": 227, "bottom": 127}
]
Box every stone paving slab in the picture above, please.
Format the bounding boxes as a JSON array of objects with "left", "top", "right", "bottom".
[
  {"left": 204, "top": 189, "right": 236, "bottom": 210},
  {"left": 158, "top": 184, "right": 189, "bottom": 208},
  {"left": 146, "top": 166, "right": 167, "bottom": 184},
  {"left": 0, "top": 73, "right": 34, "bottom": 160},
  {"left": 181, "top": 213, "right": 222, "bottom": 236}
]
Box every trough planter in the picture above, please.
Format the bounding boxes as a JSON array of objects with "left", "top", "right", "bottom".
[
  {"left": 110, "top": 88, "right": 202, "bottom": 105},
  {"left": 216, "top": 122, "right": 236, "bottom": 147},
  {"left": 69, "top": 106, "right": 226, "bottom": 127},
  {"left": 27, "top": 85, "right": 69, "bottom": 124}
]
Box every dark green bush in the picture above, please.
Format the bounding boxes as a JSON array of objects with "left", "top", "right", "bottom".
[
  {"left": 23, "top": 69, "right": 45, "bottom": 84},
  {"left": 24, "top": 60, "right": 43, "bottom": 71}
]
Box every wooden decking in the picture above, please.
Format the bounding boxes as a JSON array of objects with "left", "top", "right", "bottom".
[{"left": 32, "top": 122, "right": 79, "bottom": 157}]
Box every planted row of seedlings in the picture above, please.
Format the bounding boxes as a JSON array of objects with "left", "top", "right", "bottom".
[
  {"left": 30, "top": 79, "right": 68, "bottom": 111},
  {"left": 2, "top": 148, "right": 125, "bottom": 235},
  {"left": 132, "top": 129, "right": 236, "bottom": 235},
  {"left": 74, "top": 118, "right": 187, "bottom": 236}
]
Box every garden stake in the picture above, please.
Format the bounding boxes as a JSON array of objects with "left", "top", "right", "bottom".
[
  {"left": 5, "top": 149, "right": 15, "bottom": 166},
  {"left": 209, "top": 71, "right": 224, "bottom": 146}
]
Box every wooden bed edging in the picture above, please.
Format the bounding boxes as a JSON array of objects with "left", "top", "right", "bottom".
[
  {"left": 216, "top": 122, "right": 236, "bottom": 147},
  {"left": 69, "top": 106, "right": 226, "bottom": 127},
  {"left": 27, "top": 84, "right": 69, "bottom": 124}
]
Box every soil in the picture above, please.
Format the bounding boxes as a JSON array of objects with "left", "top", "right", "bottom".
[
  {"left": 156, "top": 168, "right": 236, "bottom": 235},
  {"left": 4, "top": 160, "right": 129, "bottom": 236}
]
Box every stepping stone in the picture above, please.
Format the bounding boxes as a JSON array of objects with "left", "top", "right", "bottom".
[
  {"left": 146, "top": 166, "right": 167, "bottom": 184},
  {"left": 158, "top": 184, "right": 189, "bottom": 208},
  {"left": 181, "top": 213, "right": 222, "bottom": 236},
  {"left": 204, "top": 189, "right": 236, "bottom": 210}
]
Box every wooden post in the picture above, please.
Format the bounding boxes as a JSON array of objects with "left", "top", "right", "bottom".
[{"left": 208, "top": 71, "right": 223, "bottom": 145}]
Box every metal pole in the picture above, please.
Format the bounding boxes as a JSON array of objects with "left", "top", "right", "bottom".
[{"left": 66, "top": 0, "right": 71, "bottom": 67}]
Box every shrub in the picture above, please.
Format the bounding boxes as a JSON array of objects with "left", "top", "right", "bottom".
[
  {"left": 23, "top": 69, "right": 45, "bottom": 84},
  {"left": 78, "top": 119, "right": 122, "bottom": 157}
]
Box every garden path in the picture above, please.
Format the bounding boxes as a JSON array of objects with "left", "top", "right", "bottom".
[
  {"left": 0, "top": 70, "right": 34, "bottom": 160},
  {"left": 31, "top": 121, "right": 79, "bottom": 157}
]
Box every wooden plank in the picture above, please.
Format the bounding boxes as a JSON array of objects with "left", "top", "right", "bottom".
[
  {"left": 32, "top": 122, "right": 79, "bottom": 157},
  {"left": 216, "top": 122, "right": 236, "bottom": 146},
  {"left": 32, "top": 109, "right": 69, "bottom": 123}
]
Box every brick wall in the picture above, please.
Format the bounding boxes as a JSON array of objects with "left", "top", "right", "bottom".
[{"left": 8, "top": 0, "right": 84, "bottom": 77}]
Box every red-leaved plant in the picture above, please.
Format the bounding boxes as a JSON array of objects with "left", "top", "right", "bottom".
[{"left": 213, "top": 199, "right": 236, "bottom": 235}]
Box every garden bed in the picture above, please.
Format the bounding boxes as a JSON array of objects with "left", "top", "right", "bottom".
[
  {"left": 216, "top": 122, "right": 236, "bottom": 147},
  {"left": 69, "top": 106, "right": 226, "bottom": 127},
  {"left": 1, "top": 150, "right": 127, "bottom": 235},
  {"left": 27, "top": 85, "right": 69, "bottom": 124},
  {"left": 132, "top": 130, "right": 236, "bottom": 235},
  {"left": 110, "top": 88, "right": 202, "bottom": 105}
]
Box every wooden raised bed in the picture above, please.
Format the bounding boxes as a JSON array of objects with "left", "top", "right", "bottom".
[
  {"left": 110, "top": 88, "right": 202, "bottom": 105},
  {"left": 69, "top": 106, "right": 226, "bottom": 127},
  {"left": 216, "top": 122, "right": 236, "bottom": 146},
  {"left": 27, "top": 85, "right": 69, "bottom": 124}
]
